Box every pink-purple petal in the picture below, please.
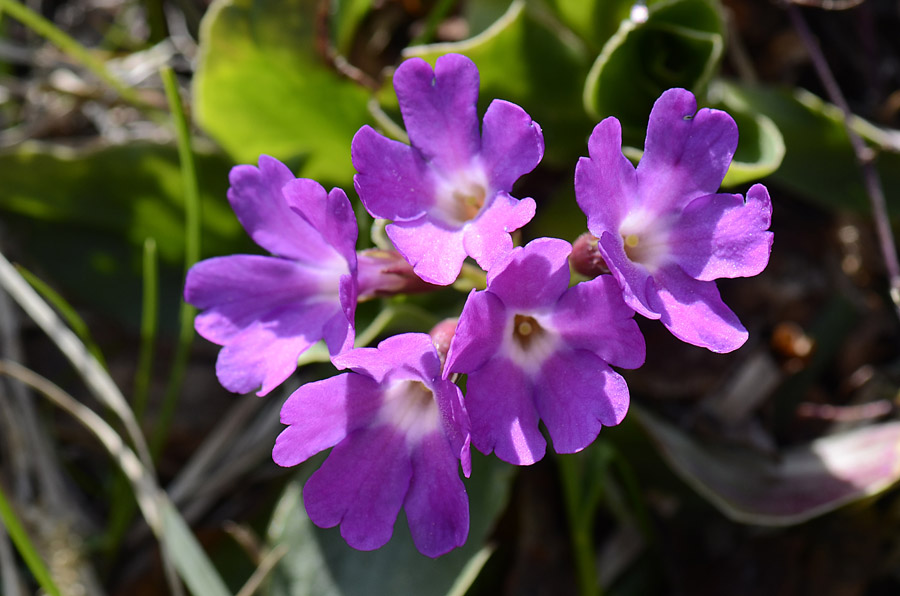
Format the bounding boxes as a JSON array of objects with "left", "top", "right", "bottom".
[
  {"left": 334, "top": 333, "right": 441, "bottom": 383},
  {"left": 462, "top": 193, "right": 536, "bottom": 271},
  {"left": 394, "top": 54, "right": 481, "bottom": 173},
  {"left": 636, "top": 89, "right": 738, "bottom": 214},
  {"left": 552, "top": 276, "right": 646, "bottom": 370},
  {"left": 303, "top": 425, "right": 412, "bottom": 552},
  {"left": 648, "top": 265, "right": 749, "bottom": 353},
  {"left": 385, "top": 217, "right": 468, "bottom": 286},
  {"left": 272, "top": 373, "right": 383, "bottom": 467},
  {"left": 404, "top": 431, "right": 470, "bottom": 558},
  {"left": 351, "top": 125, "right": 434, "bottom": 221},
  {"left": 432, "top": 378, "right": 472, "bottom": 477},
  {"left": 575, "top": 118, "right": 637, "bottom": 235},
  {"left": 596, "top": 232, "right": 660, "bottom": 320},
  {"left": 214, "top": 301, "right": 339, "bottom": 396},
  {"left": 535, "top": 350, "right": 629, "bottom": 454},
  {"left": 670, "top": 185, "right": 774, "bottom": 281},
  {"left": 227, "top": 156, "right": 336, "bottom": 263},
  {"left": 283, "top": 181, "right": 359, "bottom": 266},
  {"left": 186, "top": 255, "right": 323, "bottom": 341},
  {"left": 485, "top": 238, "right": 572, "bottom": 311},
  {"left": 480, "top": 99, "right": 544, "bottom": 190},
  {"left": 465, "top": 356, "right": 545, "bottom": 465},
  {"left": 324, "top": 273, "right": 358, "bottom": 356},
  {"left": 444, "top": 290, "right": 506, "bottom": 377}
]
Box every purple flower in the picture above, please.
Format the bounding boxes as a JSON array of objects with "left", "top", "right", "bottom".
[
  {"left": 575, "top": 88, "right": 773, "bottom": 353},
  {"left": 351, "top": 53, "right": 544, "bottom": 286},
  {"left": 273, "top": 333, "right": 471, "bottom": 558},
  {"left": 184, "top": 156, "right": 359, "bottom": 396},
  {"left": 445, "top": 238, "right": 645, "bottom": 466}
]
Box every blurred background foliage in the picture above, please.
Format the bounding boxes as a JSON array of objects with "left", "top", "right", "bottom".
[{"left": 2, "top": 0, "right": 900, "bottom": 594}]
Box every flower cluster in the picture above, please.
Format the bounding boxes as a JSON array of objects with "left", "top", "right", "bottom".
[{"left": 186, "top": 53, "right": 772, "bottom": 558}]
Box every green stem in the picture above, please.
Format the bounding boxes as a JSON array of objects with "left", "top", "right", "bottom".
[
  {"left": 151, "top": 67, "right": 200, "bottom": 460},
  {"left": 557, "top": 454, "right": 602, "bottom": 596},
  {"left": 0, "top": 484, "right": 62, "bottom": 596},
  {"left": 0, "top": 0, "right": 151, "bottom": 110},
  {"left": 133, "top": 237, "right": 160, "bottom": 419}
]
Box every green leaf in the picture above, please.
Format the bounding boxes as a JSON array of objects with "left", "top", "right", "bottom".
[
  {"left": 718, "top": 98, "right": 785, "bottom": 187},
  {"left": 634, "top": 407, "right": 900, "bottom": 526},
  {"left": 194, "top": 0, "right": 371, "bottom": 185},
  {"left": 0, "top": 142, "right": 245, "bottom": 264},
  {"left": 265, "top": 452, "right": 515, "bottom": 596},
  {"left": 393, "top": 0, "right": 594, "bottom": 167},
  {"left": 0, "top": 142, "right": 249, "bottom": 326},
  {"left": 543, "top": 0, "right": 635, "bottom": 53},
  {"left": 717, "top": 81, "right": 900, "bottom": 215},
  {"left": 583, "top": 0, "right": 724, "bottom": 147}
]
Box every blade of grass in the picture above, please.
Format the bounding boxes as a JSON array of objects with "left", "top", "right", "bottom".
[
  {"left": 151, "top": 66, "right": 200, "bottom": 459},
  {"left": 0, "top": 0, "right": 154, "bottom": 111},
  {"left": 0, "top": 249, "right": 154, "bottom": 473},
  {"left": 104, "top": 237, "right": 160, "bottom": 555},
  {"left": 14, "top": 264, "right": 106, "bottom": 369},
  {"left": 0, "top": 359, "right": 231, "bottom": 596},
  {"left": 0, "top": 523, "right": 27, "bottom": 596},
  {"left": 0, "top": 483, "right": 62, "bottom": 596}
]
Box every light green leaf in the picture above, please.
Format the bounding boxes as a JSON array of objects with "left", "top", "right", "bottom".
[
  {"left": 543, "top": 0, "right": 635, "bottom": 53},
  {"left": 394, "top": 0, "right": 593, "bottom": 166},
  {"left": 194, "top": 0, "right": 371, "bottom": 184},
  {"left": 0, "top": 142, "right": 248, "bottom": 326},
  {"left": 0, "top": 142, "right": 245, "bottom": 264},
  {"left": 717, "top": 81, "right": 900, "bottom": 214},
  {"left": 583, "top": 0, "right": 724, "bottom": 147}
]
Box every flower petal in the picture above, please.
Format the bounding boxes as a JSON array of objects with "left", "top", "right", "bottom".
[
  {"left": 214, "top": 301, "right": 340, "bottom": 395},
  {"left": 485, "top": 238, "right": 572, "bottom": 311},
  {"left": 272, "top": 372, "right": 383, "bottom": 467},
  {"left": 325, "top": 273, "right": 357, "bottom": 356},
  {"left": 394, "top": 54, "right": 481, "bottom": 173},
  {"left": 186, "top": 254, "right": 346, "bottom": 395},
  {"left": 227, "top": 156, "right": 337, "bottom": 262},
  {"left": 432, "top": 378, "right": 472, "bottom": 478},
  {"left": 404, "top": 430, "right": 470, "bottom": 558},
  {"left": 465, "top": 356, "right": 545, "bottom": 465},
  {"left": 596, "top": 232, "right": 660, "bottom": 320},
  {"left": 480, "top": 99, "right": 544, "bottom": 191},
  {"left": 283, "top": 181, "right": 359, "bottom": 267},
  {"left": 303, "top": 425, "right": 412, "bottom": 552},
  {"left": 648, "top": 264, "right": 748, "bottom": 353},
  {"left": 552, "top": 276, "right": 646, "bottom": 370},
  {"left": 575, "top": 117, "right": 637, "bottom": 235},
  {"left": 535, "top": 350, "right": 629, "bottom": 454},
  {"left": 463, "top": 193, "right": 535, "bottom": 272},
  {"left": 445, "top": 290, "right": 506, "bottom": 377},
  {"left": 351, "top": 125, "right": 434, "bottom": 221},
  {"left": 334, "top": 333, "right": 441, "bottom": 383},
  {"left": 636, "top": 88, "right": 738, "bottom": 214},
  {"left": 669, "top": 184, "right": 774, "bottom": 281},
  {"left": 385, "top": 217, "right": 468, "bottom": 286}
]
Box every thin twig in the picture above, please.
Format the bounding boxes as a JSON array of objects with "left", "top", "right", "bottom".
[{"left": 786, "top": 3, "right": 900, "bottom": 321}]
